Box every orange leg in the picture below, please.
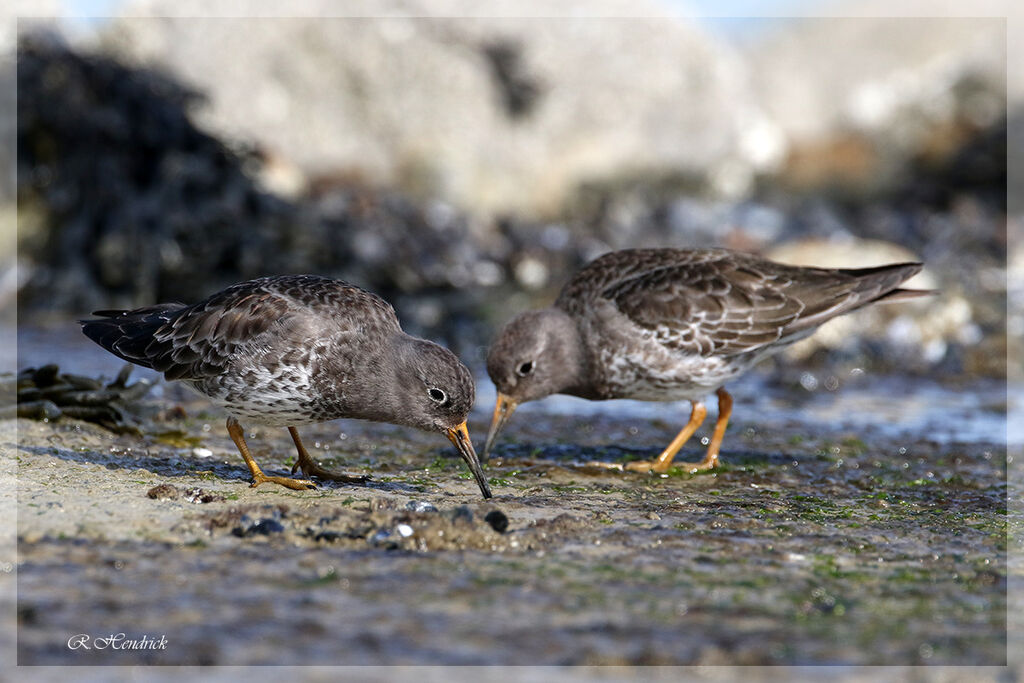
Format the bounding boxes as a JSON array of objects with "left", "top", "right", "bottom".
[
  {"left": 643, "top": 388, "right": 732, "bottom": 472},
  {"left": 225, "top": 417, "right": 316, "bottom": 490},
  {"left": 288, "top": 426, "right": 369, "bottom": 484},
  {"left": 590, "top": 388, "right": 732, "bottom": 475},
  {"left": 624, "top": 400, "right": 708, "bottom": 473},
  {"left": 700, "top": 388, "right": 733, "bottom": 470}
]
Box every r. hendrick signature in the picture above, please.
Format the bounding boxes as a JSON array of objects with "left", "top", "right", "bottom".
[{"left": 67, "top": 633, "right": 168, "bottom": 651}]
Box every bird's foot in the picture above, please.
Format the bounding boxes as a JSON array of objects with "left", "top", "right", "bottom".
[
  {"left": 583, "top": 459, "right": 670, "bottom": 473},
  {"left": 586, "top": 454, "right": 719, "bottom": 475},
  {"left": 250, "top": 472, "right": 318, "bottom": 490},
  {"left": 631, "top": 454, "right": 720, "bottom": 474},
  {"left": 290, "top": 459, "right": 370, "bottom": 485},
  {"left": 585, "top": 460, "right": 625, "bottom": 471},
  {"left": 623, "top": 459, "right": 672, "bottom": 474}
]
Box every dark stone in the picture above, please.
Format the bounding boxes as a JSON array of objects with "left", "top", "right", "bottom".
[
  {"left": 184, "top": 487, "right": 225, "bottom": 504},
  {"left": 232, "top": 514, "right": 285, "bottom": 537},
  {"left": 368, "top": 529, "right": 398, "bottom": 549},
  {"left": 484, "top": 509, "right": 509, "bottom": 534},
  {"left": 146, "top": 484, "right": 179, "bottom": 500},
  {"left": 314, "top": 530, "right": 343, "bottom": 543},
  {"left": 450, "top": 505, "right": 474, "bottom": 524}
]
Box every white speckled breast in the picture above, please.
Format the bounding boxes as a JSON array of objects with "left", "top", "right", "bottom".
[{"left": 584, "top": 297, "right": 799, "bottom": 402}]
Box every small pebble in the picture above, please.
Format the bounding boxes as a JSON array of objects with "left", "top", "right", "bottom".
[
  {"left": 315, "top": 530, "right": 343, "bottom": 543},
  {"left": 21, "top": 530, "right": 43, "bottom": 544},
  {"left": 233, "top": 517, "right": 285, "bottom": 537},
  {"left": 184, "top": 487, "right": 225, "bottom": 504},
  {"left": 451, "top": 506, "right": 474, "bottom": 524},
  {"left": 369, "top": 529, "right": 398, "bottom": 549},
  {"left": 646, "top": 511, "right": 661, "bottom": 520},
  {"left": 484, "top": 510, "right": 509, "bottom": 533},
  {"left": 147, "top": 484, "right": 179, "bottom": 500},
  {"left": 405, "top": 500, "right": 438, "bottom": 513},
  {"left": 251, "top": 518, "right": 284, "bottom": 534}
]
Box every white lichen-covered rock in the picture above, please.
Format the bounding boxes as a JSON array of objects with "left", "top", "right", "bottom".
[
  {"left": 748, "top": 14, "right": 1006, "bottom": 140},
  {"left": 745, "top": 12, "right": 1006, "bottom": 191},
  {"left": 97, "top": 0, "right": 768, "bottom": 215}
]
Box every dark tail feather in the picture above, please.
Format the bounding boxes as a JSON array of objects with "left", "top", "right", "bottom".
[
  {"left": 80, "top": 303, "right": 186, "bottom": 369},
  {"left": 842, "top": 262, "right": 933, "bottom": 306},
  {"left": 843, "top": 261, "right": 921, "bottom": 287},
  {"left": 871, "top": 287, "right": 938, "bottom": 303},
  {"left": 786, "top": 262, "right": 932, "bottom": 333}
]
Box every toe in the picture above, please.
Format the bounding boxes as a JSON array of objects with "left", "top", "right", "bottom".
[{"left": 585, "top": 461, "right": 625, "bottom": 471}]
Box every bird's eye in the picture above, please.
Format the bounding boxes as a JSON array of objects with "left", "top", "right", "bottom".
[
  {"left": 517, "top": 361, "right": 534, "bottom": 377},
  {"left": 427, "top": 388, "right": 447, "bottom": 403}
]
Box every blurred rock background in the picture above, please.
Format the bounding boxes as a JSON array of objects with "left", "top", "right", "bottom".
[{"left": 8, "top": 2, "right": 1013, "bottom": 380}]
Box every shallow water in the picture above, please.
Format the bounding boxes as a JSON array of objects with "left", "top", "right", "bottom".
[
  {"left": 16, "top": 321, "right": 1014, "bottom": 447},
  {"left": 485, "top": 373, "right": 1013, "bottom": 445}
]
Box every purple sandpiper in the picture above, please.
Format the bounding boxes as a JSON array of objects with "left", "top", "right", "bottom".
[
  {"left": 483, "top": 248, "right": 930, "bottom": 474},
  {"left": 82, "top": 275, "right": 492, "bottom": 498}
]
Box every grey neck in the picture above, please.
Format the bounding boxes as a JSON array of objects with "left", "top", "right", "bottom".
[
  {"left": 541, "top": 308, "right": 595, "bottom": 400},
  {"left": 315, "top": 332, "right": 406, "bottom": 424}
]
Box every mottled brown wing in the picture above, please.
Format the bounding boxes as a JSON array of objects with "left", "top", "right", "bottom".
[
  {"left": 557, "top": 248, "right": 733, "bottom": 308},
  {"left": 600, "top": 256, "right": 807, "bottom": 356},
  {"left": 143, "top": 284, "right": 295, "bottom": 380},
  {"left": 146, "top": 275, "right": 398, "bottom": 381},
  {"left": 589, "top": 250, "right": 922, "bottom": 358}
]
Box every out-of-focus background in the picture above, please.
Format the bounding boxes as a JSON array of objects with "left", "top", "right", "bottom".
[{"left": 6, "top": 1, "right": 1012, "bottom": 386}]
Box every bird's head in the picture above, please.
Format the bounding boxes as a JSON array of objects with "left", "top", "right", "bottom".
[
  {"left": 483, "top": 308, "right": 584, "bottom": 458},
  {"left": 393, "top": 338, "right": 491, "bottom": 499}
]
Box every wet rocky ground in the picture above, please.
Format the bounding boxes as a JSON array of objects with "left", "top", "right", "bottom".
[{"left": 9, "top": 375, "right": 1010, "bottom": 667}]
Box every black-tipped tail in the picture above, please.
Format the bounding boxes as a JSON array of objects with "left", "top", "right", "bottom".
[
  {"left": 784, "top": 262, "right": 933, "bottom": 335},
  {"left": 843, "top": 262, "right": 934, "bottom": 305},
  {"left": 80, "top": 304, "right": 185, "bottom": 369}
]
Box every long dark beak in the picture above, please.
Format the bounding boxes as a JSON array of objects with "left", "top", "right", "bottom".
[
  {"left": 445, "top": 421, "right": 492, "bottom": 499},
  {"left": 483, "top": 392, "right": 519, "bottom": 460}
]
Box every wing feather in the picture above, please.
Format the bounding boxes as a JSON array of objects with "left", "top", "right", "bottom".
[
  {"left": 83, "top": 275, "right": 399, "bottom": 382},
  {"left": 556, "top": 249, "right": 923, "bottom": 358}
]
